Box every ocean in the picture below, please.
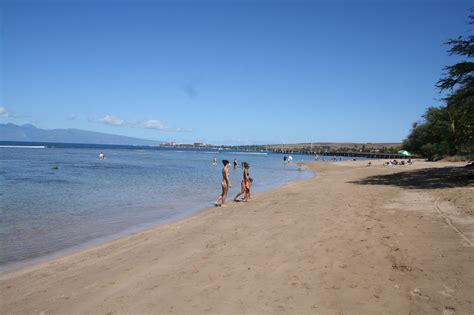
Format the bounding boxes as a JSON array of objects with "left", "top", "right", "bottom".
[{"left": 0, "top": 144, "right": 319, "bottom": 271}]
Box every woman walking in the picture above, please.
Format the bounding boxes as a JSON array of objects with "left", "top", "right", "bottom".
[{"left": 234, "top": 162, "right": 251, "bottom": 202}]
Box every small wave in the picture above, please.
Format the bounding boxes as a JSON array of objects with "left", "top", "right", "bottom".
[
  {"left": 226, "top": 152, "right": 268, "bottom": 155},
  {"left": 162, "top": 150, "right": 219, "bottom": 154},
  {"left": 0, "top": 145, "right": 46, "bottom": 149},
  {"left": 70, "top": 164, "right": 146, "bottom": 170},
  {"left": 5, "top": 177, "right": 73, "bottom": 184}
]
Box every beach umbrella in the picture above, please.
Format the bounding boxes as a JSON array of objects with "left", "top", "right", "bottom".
[{"left": 398, "top": 150, "right": 411, "bottom": 156}]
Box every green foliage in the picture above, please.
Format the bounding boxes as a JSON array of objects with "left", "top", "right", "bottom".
[
  {"left": 404, "top": 12, "right": 474, "bottom": 159},
  {"left": 403, "top": 107, "right": 455, "bottom": 159}
]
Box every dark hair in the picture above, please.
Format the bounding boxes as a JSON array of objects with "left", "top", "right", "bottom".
[
  {"left": 242, "top": 162, "right": 249, "bottom": 168},
  {"left": 249, "top": 177, "right": 253, "bottom": 182},
  {"left": 222, "top": 160, "right": 230, "bottom": 166}
]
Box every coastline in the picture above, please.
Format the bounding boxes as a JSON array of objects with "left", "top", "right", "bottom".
[
  {"left": 0, "top": 165, "right": 313, "bottom": 274},
  {"left": 1, "top": 160, "right": 473, "bottom": 314}
]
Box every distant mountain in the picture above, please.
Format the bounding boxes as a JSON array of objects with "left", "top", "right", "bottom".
[{"left": 0, "top": 123, "right": 163, "bottom": 146}]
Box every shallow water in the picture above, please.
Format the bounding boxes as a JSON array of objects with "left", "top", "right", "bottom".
[{"left": 0, "top": 147, "right": 318, "bottom": 270}]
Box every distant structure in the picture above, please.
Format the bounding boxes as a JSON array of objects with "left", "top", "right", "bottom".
[{"left": 161, "top": 142, "right": 177, "bottom": 146}]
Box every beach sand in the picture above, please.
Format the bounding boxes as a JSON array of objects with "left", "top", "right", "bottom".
[{"left": 1, "top": 161, "right": 473, "bottom": 314}]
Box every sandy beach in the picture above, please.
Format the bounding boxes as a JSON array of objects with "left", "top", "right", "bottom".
[{"left": 1, "top": 160, "right": 473, "bottom": 314}]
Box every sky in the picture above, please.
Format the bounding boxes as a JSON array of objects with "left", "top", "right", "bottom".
[{"left": 0, "top": 0, "right": 472, "bottom": 145}]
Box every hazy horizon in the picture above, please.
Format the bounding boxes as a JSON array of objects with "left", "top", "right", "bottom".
[{"left": 1, "top": 122, "right": 405, "bottom": 146}]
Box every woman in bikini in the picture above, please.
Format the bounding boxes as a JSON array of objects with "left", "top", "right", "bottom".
[
  {"left": 215, "top": 160, "right": 231, "bottom": 207},
  {"left": 233, "top": 162, "right": 251, "bottom": 202}
]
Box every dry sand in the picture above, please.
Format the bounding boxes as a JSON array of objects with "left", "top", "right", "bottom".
[{"left": 1, "top": 160, "right": 473, "bottom": 314}]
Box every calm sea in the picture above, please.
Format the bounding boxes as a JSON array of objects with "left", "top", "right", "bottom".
[{"left": 0, "top": 145, "right": 318, "bottom": 271}]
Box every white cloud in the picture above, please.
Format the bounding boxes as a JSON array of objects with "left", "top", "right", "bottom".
[
  {"left": 174, "top": 127, "right": 193, "bottom": 133},
  {"left": 140, "top": 119, "right": 166, "bottom": 129},
  {"left": 0, "top": 107, "right": 28, "bottom": 119},
  {"left": 98, "top": 115, "right": 125, "bottom": 126},
  {"left": 68, "top": 113, "right": 77, "bottom": 120},
  {"left": 96, "top": 114, "right": 191, "bottom": 133},
  {"left": 0, "top": 107, "right": 9, "bottom": 117}
]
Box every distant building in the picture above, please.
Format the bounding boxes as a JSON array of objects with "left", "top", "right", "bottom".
[{"left": 161, "top": 141, "right": 177, "bottom": 146}]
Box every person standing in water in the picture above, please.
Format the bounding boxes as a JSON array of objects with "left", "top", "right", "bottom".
[
  {"left": 233, "top": 158, "right": 238, "bottom": 169},
  {"left": 212, "top": 157, "right": 217, "bottom": 166},
  {"left": 215, "top": 160, "right": 232, "bottom": 207},
  {"left": 233, "top": 162, "right": 251, "bottom": 202}
]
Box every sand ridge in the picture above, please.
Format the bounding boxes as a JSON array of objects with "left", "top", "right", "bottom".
[{"left": 1, "top": 160, "right": 473, "bottom": 314}]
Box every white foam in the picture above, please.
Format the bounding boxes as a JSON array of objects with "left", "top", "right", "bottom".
[
  {"left": 227, "top": 152, "right": 268, "bottom": 155},
  {"left": 0, "top": 145, "right": 46, "bottom": 149}
]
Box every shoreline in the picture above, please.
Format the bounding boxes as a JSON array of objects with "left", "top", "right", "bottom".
[
  {"left": 0, "top": 165, "right": 314, "bottom": 274},
  {"left": 1, "top": 160, "right": 472, "bottom": 314}
]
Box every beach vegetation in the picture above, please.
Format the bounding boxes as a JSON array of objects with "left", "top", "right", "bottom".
[{"left": 403, "top": 12, "right": 474, "bottom": 160}]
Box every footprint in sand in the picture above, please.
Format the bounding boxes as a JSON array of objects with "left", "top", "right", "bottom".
[
  {"left": 410, "top": 288, "right": 429, "bottom": 300},
  {"left": 443, "top": 306, "right": 456, "bottom": 315},
  {"left": 440, "top": 284, "right": 455, "bottom": 297}
]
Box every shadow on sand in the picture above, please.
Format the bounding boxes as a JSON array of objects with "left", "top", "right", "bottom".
[{"left": 348, "top": 166, "right": 474, "bottom": 189}]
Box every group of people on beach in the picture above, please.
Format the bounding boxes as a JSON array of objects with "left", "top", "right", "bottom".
[
  {"left": 383, "top": 158, "right": 413, "bottom": 167},
  {"left": 215, "top": 159, "right": 253, "bottom": 207},
  {"left": 314, "top": 154, "right": 343, "bottom": 161}
]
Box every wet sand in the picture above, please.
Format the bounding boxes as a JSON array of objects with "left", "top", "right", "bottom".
[{"left": 1, "top": 160, "right": 473, "bottom": 314}]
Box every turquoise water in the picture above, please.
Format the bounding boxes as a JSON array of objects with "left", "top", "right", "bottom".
[{"left": 0, "top": 147, "right": 315, "bottom": 270}]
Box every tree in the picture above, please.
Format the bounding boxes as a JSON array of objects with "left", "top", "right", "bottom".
[
  {"left": 403, "top": 107, "right": 454, "bottom": 159},
  {"left": 436, "top": 13, "right": 474, "bottom": 153},
  {"left": 404, "top": 11, "right": 474, "bottom": 159}
]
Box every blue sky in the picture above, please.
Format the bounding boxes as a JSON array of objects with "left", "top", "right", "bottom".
[{"left": 0, "top": 0, "right": 471, "bottom": 145}]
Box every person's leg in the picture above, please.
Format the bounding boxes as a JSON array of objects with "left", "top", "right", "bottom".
[
  {"left": 215, "top": 185, "right": 225, "bottom": 206},
  {"left": 234, "top": 191, "right": 244, "bottom": 201},
  {"left": 243, "top": 188, "right": 250, "bottom": 202},
  {"left": 221, "top": 186, "right": 229, "bottom": 207},
  {"left": 234, "top": 181, "right": 245, "bottom": 201}
]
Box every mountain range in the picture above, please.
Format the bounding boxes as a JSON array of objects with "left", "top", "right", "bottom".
[{"left": 0, "top": 123, "right": 163, "bottom": 146}]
